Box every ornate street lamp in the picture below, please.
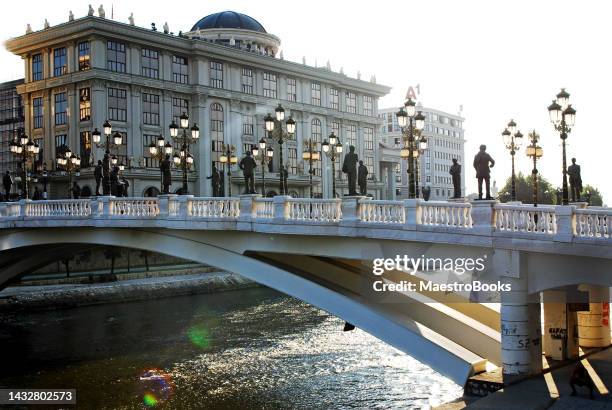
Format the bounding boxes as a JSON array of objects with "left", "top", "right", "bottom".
[
  {"left": 547, "top": 88, "right": 576, "bottom": 205},
  {"left": 169, "top": 113, "right": 199, "bottom": 194},
  {"left": 56, "top": 146, "right": 81, "bottom": 198},
  {"left": 91, "top": 120, "right": 123, "bottom": 195},
  {"left": 219, "top": 144, "right": 238, "bottom": 196},
  {"left": 396, "top": 100, "right": 425, "bottom": 198},
  {"left": 10, "top": 132, "right": 39, "bottom": 199},
  {"left": 526, "top": 130, "right": 544, "bottom": 207},
  {"left": 264, "top": 104, "right": 296, "bottom": 195},
  {"left": 322, "top": 132, "right": 343, "bottom": 198},
  {"left": 148, "top": 135, "right": 173, "bottom": 193},
  {"left": 302, "top": 139, "right": 321, "bottom": 198},
  {"left": 502, "top": 120, "right": 523, "bottom": 202},
  {"left": 252, "top": 138, "right": 273, "bottom": 196}
]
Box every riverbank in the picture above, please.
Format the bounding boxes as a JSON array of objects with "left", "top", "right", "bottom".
[{"left": 0, "top": 271, "right": 258, "bottom": 312}]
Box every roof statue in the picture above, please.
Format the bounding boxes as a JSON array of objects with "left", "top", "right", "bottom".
[
  {"left": 340, "top": 66, "right": 344, "bottom": 75},
  {"left": 163, "top": 22, "right": 169, "bottom": 34},
  {"left": 370, "top": 75, "right": 376, "bottom": 84},
  {"left": 98, "top": 4, "right": 105, "bottom": 18},
  {"left": 69, "top": 10, "right": 74, "bottom": 21},
  {"left": 229, "top": 37, "right": 235, "bottom": 46},
  {"left": 279, "top": 50, "right": 284, "bottom": 60},
  {"left": 326, "top": 60, "right": 331, "bottom": 70},
  {"left": 357, "top": 70, "right": 361, "bottom": 80},
  {"left": 44, "top": 19, "right": 50, "bottom": 29},
  {"left": 128, "top": 13, "right": 134, "bottom": 26},
  {"left": 302, "top": 56, "right": 306, "bottom": 65},
  {"left": 88, "top": 4, "right": 94, "bottom": 16},
  {"left": 26, "top": 24, "right": 32, "bottom": 34}
]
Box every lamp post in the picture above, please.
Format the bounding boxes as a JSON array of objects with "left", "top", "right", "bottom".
[
  {"left": 547, "top": 88, "right": 576, "bottom": 205},
  {"left": 56, "top": 146, "right": 81, "bottom": 198},
  {"left": 413, "top": 134, "right": 428, "bottom": 198},
  {"left": 169, "top": 113, "right": 199, "bottom": 194},
  {"left": 526, "top": 130, "right": 544, "bottom": 207},
  {"left": 148, "top": 135, "right": 174, "bottom": 193},
  {"left": 92, "top": 120, "right": 123, "bottom": 195},
  {"left": 252, "top": 138, "right": 273, "bottom": 196},
  {"left": 502, "top": 120, "right": 523, "bottom": 202},
  {"left": 302, "top": 138, "right": 321, "bottom": 198},
  {"left": 9, "top": 133, "right": 39, "bottom": 199},
  {"left": 264, "top": 104, "right": 296, "bottom": 195},
  {"left": 219, "top": 144, "right": 237, "bottom": 197},
  {"left": 322, "top": 132, "right": 343, "bottom": 198},
  {"left": 396, "top": 99, "right": 425, "bottom": 198}
]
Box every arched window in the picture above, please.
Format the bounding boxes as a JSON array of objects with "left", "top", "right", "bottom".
[
  {"left": 210, "top": 103, "right": 224, "bottom": 165},
  {"left": 311, "top": 119, "right": 322, "bottom": 179}
]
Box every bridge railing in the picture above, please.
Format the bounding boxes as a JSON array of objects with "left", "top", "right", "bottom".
[
  {"left": 575, "top": 208, "right": 612, "bottom": 239},
  {"left": 286, "top": 197, "right": 342, "bottom": 222},
  {"left": 359, "top": 199, "right": 405, "bottom": 224},
  {"left": 23, "top": 199, "right": 93, "bottom": 218},
  {"left": 253, "top": 197, "right": 274, "bottom": 219},
  {"left": 107, "top": 197, "right": 160, "bottom": 218},
  {"left": 494, "top": 204, "right": 557, "bottom": 235},
  {"left": 419, "top": 201, "right": 472, "bottom": 228},
  {"left": 188, "top": 197, "right": 240, "bottom": 219}
]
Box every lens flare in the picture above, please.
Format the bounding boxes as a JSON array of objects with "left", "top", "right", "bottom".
[
  {"left": 187, "top": 325, "right": 210, "bottom": 348},
  {"left": 139, "top": 368, "right": 174, "bottom": 407}
]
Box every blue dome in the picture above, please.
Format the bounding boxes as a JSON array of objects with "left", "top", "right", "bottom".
[{"left": 191, "top": 11, "right": 267, "bottom": 33}]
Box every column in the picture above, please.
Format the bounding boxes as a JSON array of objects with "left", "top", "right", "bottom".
[
  {"left": 67, "top": 85, "right": 78, "bottom": 150},
  {"left": 91, "top": 80, "right": 107, "bottom": 161},
  {"left": 90, "top": 38, "right": 106, "bottom": 70},
  {"left": 542, "top": 290, "right": 579, "bottom": 360},
  {"left": 387, "top": 165, "right": 396, "bottom": 200},
  {"left": 194, "top": 95, "right": 210, "bottom": 196},
  {"left": 577, "top": 285, "right": 611, "bottom": 348}
]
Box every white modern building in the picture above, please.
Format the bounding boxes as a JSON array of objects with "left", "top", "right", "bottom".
[
  {"left": 378, "top": 105, "right": 466, "bottom": 200},
  {"left": 4, "top": 10, "right": 392, "bottom": 198}
]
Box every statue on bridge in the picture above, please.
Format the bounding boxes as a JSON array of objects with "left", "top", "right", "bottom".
[
  {"left": 159, "top": 154, "right": 172, "bottom": 194},
  {"left": 473, "top": 145, "right": 495, "bottom": 200},
  {"left": 102, "top": 152, "right": 111, "bottom": 195},
  {"left": 449, "top": 158, "right": 462, "bottom": 198},
  {"left": 239, "top": 151, "right": 257, "bottom": 194},
  {"left": 207, "top": 164, "right": 221, "bottom": 197},
  {"left": 567, "top": 158, "right": 582, "bottom": 202},
  {"left": 342, "top": 145, "right": 359, "bottom": 196},
  {"left": 358, "top": 160, "right": 368, "bottom": 196}
]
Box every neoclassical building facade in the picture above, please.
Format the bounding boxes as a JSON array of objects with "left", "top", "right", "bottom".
[{"left": 4, "top": 10, "right": 391, "bottom": 198}]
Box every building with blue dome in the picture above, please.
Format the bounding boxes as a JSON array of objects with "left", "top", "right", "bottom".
[{"left": 4, "top": 9, "right": 393, "bottom": 199}]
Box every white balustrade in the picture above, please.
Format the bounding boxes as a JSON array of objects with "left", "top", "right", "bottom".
[
  {"left": 1, "top": 202, "right": 21, "bottom": 218},
  {"left": 420, "top": 201, "right": 472, "bottom": 228},
  {"left": 253, "top": 198, "right": 274, "bottom": 219},
  {"left": 575, "top": 209, "right": 612, "bottom": 239},
  {"left": 110, "top": 198, "right": 159, "bottom": 217},
  {"left": 287, "top": 198, "right": 342, "bottom": 222},
  {"left": 359, "top": 200, "right": 405, "bottom": 224},
  {"left": 494, "top": 204, "right": 556, "bottom": 234},
  {"left": 168, "top": 198, "right": 180, "bottom": 217},
  {"left": 189, "top": 198, "right": 240, "bottom": 218},
  {"left": 25, "top": 199, "right": 92, "bottom": 218}
]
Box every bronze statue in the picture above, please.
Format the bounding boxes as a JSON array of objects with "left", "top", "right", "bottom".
[
  {"left": 280, "top": 165, "right": 288, "bottom": 195},
  {"left": 3, "top": 171, "right": 12, "bottom": 200},
  {"left": 94, "top": 160, "right": 102, "bottom": 196},
  {"left": 102, "top": 152, "right": 111, "bottom": 195},
  {"left": 239, "top": 151, "right": 257, "bottom": 194},
  {"left": 449, "top": 158, "right": 462, "bottom": 198},
  {"left": 207, "top": 164, "right": 221, "bottom": 197},
  {"left": 358, "top": 160, "right": 368, "bottom": 196},
  {"left": 159, "top": 154, "right": 172, "bottom": 194},
  {"left": 567, "top": 158, "right": 582, "bottom": 202},
  {"left": 342, "top": 145, "right": 359, "bottom": 196},
  {"left": 473, "top": 145, "right": 495, "bottom": 200}
]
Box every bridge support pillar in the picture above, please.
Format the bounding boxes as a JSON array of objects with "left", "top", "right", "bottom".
[
  {"left": 496, "top": 250, "right": 543, "bottom": 383},
  {"left": 542, "top": 289, "right": 579, "bottom": 360},
  {"left": 577, "top": 285, "right": 611, "bottom": 348}
]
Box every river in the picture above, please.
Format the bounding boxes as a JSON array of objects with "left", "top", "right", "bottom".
[{"left": 0, "top": 287, "right": 462, "bottom": 409}]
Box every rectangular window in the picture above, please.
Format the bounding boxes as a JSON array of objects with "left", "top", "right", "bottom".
[
  {"left": 141, "top": 49, "right": 159, "bottom": 78},
  {"left": 142, "top": 93, "right": 160, "bottom": 125},
  {"left": 242, "top": 115, "right": 254, "bottom": 136},
  {"left": 107, "top": 40, "right": 126, "bottom": 72},
  {"left": 143, "top": 134, "right": 161, "bottom": 167},
  {"left": 346, "top": 92, "right": 356, "bottom": 114},
  {"left": 78, "top": 41, "right": 91, "bottom": 71},
  {"left": 53, "top": 48, "right": 67, "bottom": 77},
  {"left": 364, "top": 127, "right": 374, "bottom": 150},
  {"left": 108, "top": 87, "right": 127, "bottom": 122},
  {"left": 241, "top": 68, "right": 253, "bottom": 94},
  {"left": 311, "top": 83, "right": 321, "bottom": 106},
  {"left": 288, "top": 148, "right": 297, "bottom": 175},
  {"left": 263, "top": 72, "right": 277, "bottom": 98},
  {"left": 172, "top": 98, "right": 188, "bottom": 125},
  {"left": 329, "top": 88, "right": 339, "bottom": 110},
  {"left": 33, "top": 97, "right": 43, "bottom": 129},
  {"left": 54, "top": 92, "right": 67, "bottom": 125},
  {"left": 210, "top": 61, "right": 223, "bottom": 89},
  {"left": 363, "top": 95, "right": 373, "bottom": 116},
  {"left": 79, "top": 88, "right": 91, "bottom": 121},
  {"left": 32, "top": 54, "right": 43, "bottom": 81},
  {"left": 172, "top": 55, "right": 188, "bottom": 84},
  {"left": 346, "top": 124, "right": 357, "bottom": 146},
  {"left": 55, "top": 134, "right": 67, "bottom": 151},
  {"left": 287, "top": 78, "right": 297, "bottom": 102},
  {"left": 80, "top": 131, "right": 91, "bottom": 168},
  {"left": 365, "top": 156, "right": 374, "bottom": 179},
  {"left": 115, "top": 131, "right": 128, "bottom": 165}
]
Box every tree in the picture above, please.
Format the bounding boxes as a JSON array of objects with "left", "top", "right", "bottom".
[
  {"left": 498, "top": 172, "right": 557, "bottom": 204},
  {"left": 582, "top": 185, "right": 604, "bottom": 206}
]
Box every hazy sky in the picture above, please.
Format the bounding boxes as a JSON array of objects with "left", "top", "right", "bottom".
[{"left": 1, "top": 0, "right": 610, "bottom": 203}]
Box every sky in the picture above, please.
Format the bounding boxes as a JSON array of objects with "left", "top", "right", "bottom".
[{"left": 1, "top": 0, "right": 610, "bottom": 204}]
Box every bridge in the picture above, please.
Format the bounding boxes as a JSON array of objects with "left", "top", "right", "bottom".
[{"left": 0, "top": 195, "right": 610, "bottom": 386}]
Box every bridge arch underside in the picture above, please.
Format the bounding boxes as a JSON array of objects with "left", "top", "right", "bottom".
[{"left": 1, "top": 228, "right": 609, "bottom": 385}]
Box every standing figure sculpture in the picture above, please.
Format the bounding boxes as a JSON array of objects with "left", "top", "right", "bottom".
[
  {"left": 358, "top": 160, "right": 368, "bottom": 196},
  {"left": 159, "top": 154, "right": 172, "bottom": 194},
  {"left": 3, "top": 171, "right": 12, "bottom": 201},
  {"left": 207, "top": 164, "right": 221, "bottom": 196},
  {"left": 342, "top": 145, "right": 359, "bottom": 196},
  {"left": 567, "top": 158, "right": 582, "bottom": 202},
  {"left": 449, "top": 158, "right": 462, "bottom": 198},
  {"left": 473, "top": 145, "right": 495, "bottom": 200},
  {"left": 239, "top": 151, "right": 257, "bottom": 194},
  {"left": 94, "top": 160, "right": 103, "bottom": 196},
  {"left": 280, "top": 165, "right": 289, "bottom": 195},
  {"left": 102, "top": 153, "right": 111, "bottom": 195}
]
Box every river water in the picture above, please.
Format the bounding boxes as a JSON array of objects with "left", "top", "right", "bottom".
[{"left": 0, "top": 287, "right": 462, "bottom": 409}]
